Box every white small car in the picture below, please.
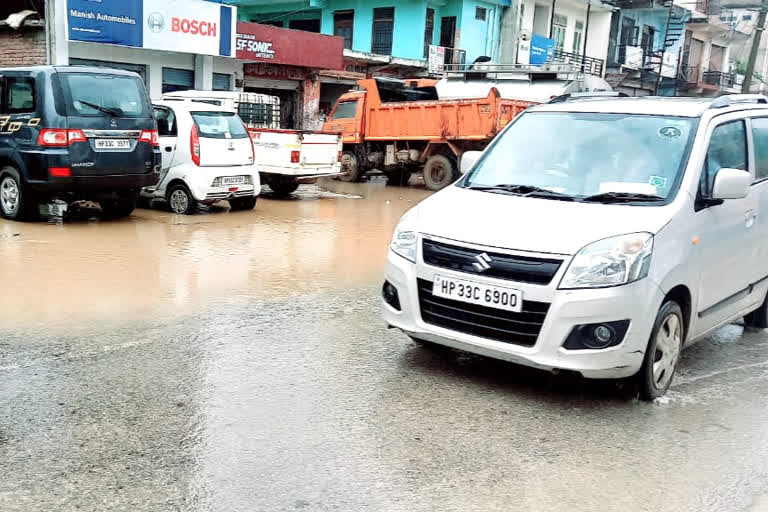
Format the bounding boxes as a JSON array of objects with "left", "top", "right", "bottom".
[
  {"left": 383, "top": 93, "right": 768, "bottom": 400},
  {"left": 142, "top": 101, "right": 259, "bottom": 214}
]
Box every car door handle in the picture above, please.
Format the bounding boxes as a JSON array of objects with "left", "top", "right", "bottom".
[{"left": 746, "top": 210, "right": 758, "bottom": 228}]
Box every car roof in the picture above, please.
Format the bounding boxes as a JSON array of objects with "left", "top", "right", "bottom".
[
  {"left": 529, "top": 96, "right": 768, "bottom": 118},
  {"left": 153, "top": 99, "right": 232, "bottom": 113}
]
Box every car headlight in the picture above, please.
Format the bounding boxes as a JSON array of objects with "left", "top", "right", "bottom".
[
  {"left": 390, "top": 209, "right": 418, "bottom": 263},
  {"left": 559, "top": 233, "right": 653, "bottom": 289}
]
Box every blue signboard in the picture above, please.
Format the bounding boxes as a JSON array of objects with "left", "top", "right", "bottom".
[
  {"left": 529, "top": 34, "right": 555, "bottom": 65},
  {"left": 67, "top": 0, "right": 143, "bottom": 47}
]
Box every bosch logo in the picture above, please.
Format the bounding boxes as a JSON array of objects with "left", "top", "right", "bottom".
[
  {"left": 147, "top": 12, "right": 165, "bottom": 33},
  {"left": 171, "top": 17, "right": 217, "bottom": 37}
]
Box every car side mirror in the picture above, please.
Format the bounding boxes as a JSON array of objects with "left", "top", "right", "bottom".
[
  {"left": 460, "top": 151, "right": 482, "bottom": 174},
  {"left": 712, "top": 168, "right": 751, "bottom": 200}
]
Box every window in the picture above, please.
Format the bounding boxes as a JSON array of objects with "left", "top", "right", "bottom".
[
  {"left": 238, "top": 102, "right": 277, "bottom": 128},
  {"left": 153, "top": 106, "right": 177, "bottom": 137},
  {"left": 751, "top": 118, "right": 768, "bottom": 181},
  {"left": 212, "top": 73, "right": 232, "bottom": 92},
  {"left": 69, "top": 58, "right": 148, "bottom": 84},
  {"left": 289, "top": 19, "right": 321, "bottom": 32},
  {"left": 59, "top": 73, "right": 150, "bottom": 118},
  {"left": 702, "top": 121, "right": 747, "bottom": 196},
  {"left": 552, "top": 14, "right": 567, "bottom": 51},
  {"left": 6, "top": 78, "right": 35, "bottom": 113},
  {"left": 476, "top": 6, "right": 487, "bottom": 21},
  {"left": 372, "top": 7, "right": 395, "bottom": 55},
  {"left": 424, "top": 8, "right": 435, "bottom": 58},
  {"left": 743, "top": 14, "right": 753, "bottom": 20},
  {"left": 573, "top": 20, "right": 584, "bottom": 54},
  {"left": 334, "top": 10, "right": 354, "bottom": 50},
  {"left": 331, "top": 100, "right": 358, "bottom": 120},
  {"left": 162, "top": 68, "right": 194, "bottom": 94},
  {"left": 191, "top": 112, "right": 249, "bottom": 139}
]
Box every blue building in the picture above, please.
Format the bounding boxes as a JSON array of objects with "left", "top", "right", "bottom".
[{"left": 226, "top": 0, "right": 510, "bottom": 68}]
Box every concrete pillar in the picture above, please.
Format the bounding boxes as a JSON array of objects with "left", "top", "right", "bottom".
[
  {"left": 50, "top": 0, "right": 69, "bottom": 65},
  {"left": 194, "top": 55, "right": 214, "bottom": 90},
  {"left": 499, "top": 2, "right": 520, "bottom": 64},
  {"left": 301, "top": 74, "right": 321, "bottom": 130}
]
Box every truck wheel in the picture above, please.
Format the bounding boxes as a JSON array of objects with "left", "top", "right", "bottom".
[
  {"left": 168, "top": 184, "right": 197, "bottom": 215},
  {"left": 636, "top": 301, "right": 684, "bottom": 401},
  {"left": 0, "top": 167, "right": 38, "bottom": 221},
  {"left": 100, "top": 192, "right": 137, "bottom": 219},
  {"left": 269, "top": 178, "right": 300, "bottom": 197},
  {"left": 230, "top": 196, "right": 258, "bottom": 211},
  {"left": 338, "top": 151, "right": 361, "bottom": 182},
  {"left": 423, "top": 155, "right": 457, "bottom": 191}
]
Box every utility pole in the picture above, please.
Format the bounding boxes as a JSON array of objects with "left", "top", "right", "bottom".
[{"left": 742, "top": 5, "right": 767, "bottom": 93}]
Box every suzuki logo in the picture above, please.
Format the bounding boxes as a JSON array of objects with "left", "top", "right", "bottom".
[
  {"left": 227, "top": 142, "right": 235, "bottom": 151},
  {"left": 472, "top": 253, "right": 492, "bottom": 272},
  {"left": 147, "top": 12, "right": 165, "bottom": 33}
]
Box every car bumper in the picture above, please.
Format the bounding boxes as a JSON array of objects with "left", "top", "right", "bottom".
[
  {"left": 28, "top": 173, "right": 159, "bottom": 194},
  {"left": 383, "top": 249, "right": 665, "bottom": 379},
  {"left": 173, "top": 165, "right": 260, "bottom": 202}
]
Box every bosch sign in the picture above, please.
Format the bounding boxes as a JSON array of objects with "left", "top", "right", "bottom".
[{"left": 172, "top": 17, "right": 217, "bottom": 37}]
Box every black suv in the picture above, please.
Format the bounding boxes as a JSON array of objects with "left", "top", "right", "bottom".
[{"left": 0, "top": 66, "right": 160, "bottom": 220}]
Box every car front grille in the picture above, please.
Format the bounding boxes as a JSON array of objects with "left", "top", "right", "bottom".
[
  {"left": 422, "top": 239, "right": 562, "bottom": 285},
  {"left": 417, "top": 278, "right": 549, "bottom": 347}
]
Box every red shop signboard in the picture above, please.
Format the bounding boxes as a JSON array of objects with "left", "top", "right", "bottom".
[{"left": 236, "top": 22, "right": 344, "bottom": 70}]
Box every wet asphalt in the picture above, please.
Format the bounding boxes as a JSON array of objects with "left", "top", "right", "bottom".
[{"left": 1, "top": 178, "right": 768, "bottom": 512}]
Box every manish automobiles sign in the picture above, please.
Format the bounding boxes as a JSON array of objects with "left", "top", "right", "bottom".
[{"left": 67, "top": 0, "right": 237, "bottom": 57}]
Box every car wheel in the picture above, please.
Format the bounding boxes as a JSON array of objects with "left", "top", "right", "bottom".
[
  {"left": 230, "top": 196, "right": 257, "bottom": 211},
  {"left": 423, "top": 154, "right": 457, "bottom": 191},
  {"left": 0, "top": 167, "right": 38, "bottom": 221},
  {"left": 167, "top": 184, "right": 197, "bottom": 215},
  {"left": 337, "top": 151, "right": 361, "bottom": 182},
  {"left": 744, "top": 290, "right": 768, "bottom": 329},
  {"left": 636, "top": 301, "right": 684, "bottom": 401},
  {"left": 100, "top": 193, "right": 137, "bottom": 219},
  {"left": 268, "top": 178, "right": 300, "bottom": 197}
]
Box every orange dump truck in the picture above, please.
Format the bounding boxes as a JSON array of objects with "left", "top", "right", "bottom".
[{"left": 322, "top": 77, "right": 534, "bottom": 190}]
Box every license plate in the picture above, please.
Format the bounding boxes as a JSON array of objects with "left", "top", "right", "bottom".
[
  {"left": 432, "top": 274, "right": 523, "bottom": 313},
  {"left": 221, "top": 176, "right": 246, "bottom": 186},
  {"left": 95, "top": 139, "right": 131, "bottom": 150}
]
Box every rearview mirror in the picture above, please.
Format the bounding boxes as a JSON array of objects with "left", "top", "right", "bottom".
[
  {"left": 712, "top": 168, "right": 751, "bottom": 200},
  {"left": 460, "top": 151, "right": 482, "bottom": 174}
]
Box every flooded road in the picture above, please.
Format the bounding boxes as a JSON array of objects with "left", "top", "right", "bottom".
[{"left": 2, "top": 179, "right": 768, "bottom": 512}]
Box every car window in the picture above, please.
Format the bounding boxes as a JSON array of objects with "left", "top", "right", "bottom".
[
  {"left": 701, "top": 120, "right": 747, "bottom": 196},
  {"left": 58, "top": 73, "right": 150, "bottom": 118},
  {"left": 332, "top": 100, "right": 358, "bottom": 120},
  {"left": 191, "top": 111, "right": 249, "bottom": 139},
  {"left": 751, "top": 117, "right": 768, "bottom": 181},
  {"left": 6, "top": 77, "right": 35, "bottom": 113},
  {"left": 154, "top": 107, "right": 177, "bottom": 137}
]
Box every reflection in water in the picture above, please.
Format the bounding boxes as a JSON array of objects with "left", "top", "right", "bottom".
[{"left": 0, "top": 180, "right": 431, "bottom": 332}]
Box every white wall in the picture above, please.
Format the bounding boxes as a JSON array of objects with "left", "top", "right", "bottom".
[{"left": 68, "top": 42, "right": 243, "bottom": 99}]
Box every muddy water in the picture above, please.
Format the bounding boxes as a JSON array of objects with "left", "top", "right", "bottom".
[{"left": 0, "top": 179, "right": 431, "bottom": 332}]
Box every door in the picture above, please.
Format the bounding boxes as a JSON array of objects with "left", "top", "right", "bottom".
[
  {"left": 693, "top": 119, "right": 758, "bottom": 336},
  {"left": 325, "top": 95, "right": 363, "bottom": 144},
  {"left": 190, "top": 111, "right": 254, "bottom": 167},
  {"left": 710, "top": 44, "right": 725, "bottom": 72},
  {"left": 532, "top": 5, "right": 549, "bottom": 37},
  {"left": 440, "top": 16, "right": 457, "bottom": 64},
  {"left": 552, "top": 14, "right": 567, "bottom": 51},
  {"left": 619, "top": 17, "right": 637, "bottom": 64},
  {"left": 153, "top": 105, "right": 177, "bottom": 192},
  {"left": 688, "top": 38, "right": 704, "bottom": 82},
  {"left": 747, "top": 117, "right": 768, "bottom": 290}
]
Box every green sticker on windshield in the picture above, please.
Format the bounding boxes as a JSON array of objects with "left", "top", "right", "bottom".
[
  {"left": 658, "top": 126, "right": 682, "bottom": 140},
  {"left": 649, "top": 175, "right": 668, "bottom": 188}
]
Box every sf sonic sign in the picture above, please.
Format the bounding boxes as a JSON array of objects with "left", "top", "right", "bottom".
[{"left": 67, "top": 0, "right": 237, "bottom": 58}]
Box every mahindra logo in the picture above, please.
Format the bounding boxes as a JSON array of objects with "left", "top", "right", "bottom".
[
  {"left": 109, "top": 119, "right": 118, "bottom": 128},
  {"left": 472, "top": 253, "right": 492, "bottom": 272},
  {"left": 147, "top": 12, "right": 165, "bottom": 33}
]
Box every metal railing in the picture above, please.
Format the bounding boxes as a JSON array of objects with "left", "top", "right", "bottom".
[
  {"left": 703, "top": 70, "right": 735, "bottom": 88},
  {"left": 551, "top": 49, "right": 605, "bottom": 76}
]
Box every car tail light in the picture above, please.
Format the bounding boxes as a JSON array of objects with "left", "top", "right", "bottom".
[
  {"left": 190, "top": 124, "right": 201, "bottom": 166},
  {"left": 49, "top": 167, "right": 71, "bottom": 177},
  {"left": 139, "top": 129, "right": 159, "bottom": 147},
  {"left": 38, "top": 129, "right": 87, "bottom": 146},
  {"left": 291, "top": 150, "right": 300, "bottom": 164}
]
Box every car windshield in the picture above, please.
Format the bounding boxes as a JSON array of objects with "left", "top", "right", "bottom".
[
  {"left": 59, "top": 73, "right": 150, "bottom": 118},
  {"left": 191, "top": 112, "right": 249, "bottom": 139},
  {"left": 462, "top": 112, "right": 697, "bottom": 203}
]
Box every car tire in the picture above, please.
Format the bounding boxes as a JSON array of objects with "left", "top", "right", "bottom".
[
  {"left": 337, "top": 151, "right": 362, "bottom": 182},
  {"left": 0, "top": 166, "right": 38, "bottom": 221},
  {"left": 230, "top": 196, "right": 257, "bottom": 211},
  {"left": 167, "top": 184, "right": 197, "bottom": 215},
  {"left": 636, "top": 300, "right": 684, "bottom": 401},
  {"left": 744, "top": 290, "right": 768, "bottom": 329},
  {"left": 100, "top": 193, "right": 137, "bottom": 219},
  {"left": 268, "top": 179, "right": 300, "bottom": 197},
  {"left": 423, "top": 154, "right": 457, "bottom": 191}
]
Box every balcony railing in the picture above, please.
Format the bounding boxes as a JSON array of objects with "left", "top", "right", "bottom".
[
  {"left": 430, "top": 45, "right": 467, "bottom": 73},
  {"left": 703, "top": 70, "right": 735, "bottom": 88},
  {"left": 551, "top": 49, "right": 604, "bottom": 76}
]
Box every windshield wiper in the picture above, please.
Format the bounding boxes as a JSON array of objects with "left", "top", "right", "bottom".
[
  {"left": 76, "top": 100, "right": 120, "bottom": 117},
  {"left": 581, "top": 192, "right": 665, "bottom": 203},
  {"left": 468, "top": 184, "right": 575, "bottom": 201}
]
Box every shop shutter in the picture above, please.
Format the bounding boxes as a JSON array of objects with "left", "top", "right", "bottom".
[{"left": 162, "top": 68, "right": 195, "bottom": 93}]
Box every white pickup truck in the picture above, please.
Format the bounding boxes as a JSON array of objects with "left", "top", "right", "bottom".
[{"left": 161, "top": 91, "right": 343, "bottom": 196}]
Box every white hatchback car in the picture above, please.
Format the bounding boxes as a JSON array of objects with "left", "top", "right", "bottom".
[
  {"left": 141, "top": 101, "right": 259, "bottom": 214},
  {"left": 383, "top": 93, "right": 768, "bottom": 400}
]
